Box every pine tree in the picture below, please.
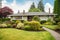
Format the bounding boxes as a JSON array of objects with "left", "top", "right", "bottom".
[
  {"left": 38, "top": 0, "right": 44, "bottom": 12},
  {"left": 30, "top": 2, "right": 35, "bottom": 9},
  {"left": 54, "top": 0, "right": 60, "bottom": 22},
  {"left": 54, "top": 0, "right": 60, "bottom": 17},
  {"left": 29, "top": 2, "right": 41, "bottom": 12}
]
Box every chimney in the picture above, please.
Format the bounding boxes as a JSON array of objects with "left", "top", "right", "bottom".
[
  {"left": 23, "top": 10, "right": 25, "bottom": 14},
  {"left": 49, "top": 8, "right": 50, "bottom": 13},
  {"left": 18, "top": 10, "right": 20, "bottom": 14}
]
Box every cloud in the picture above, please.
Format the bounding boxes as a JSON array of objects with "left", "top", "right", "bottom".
[
  {"left": 2, "top": 0, "right": 33, "bottom": 13},
  {"left": 44, "top": 3, "right": 53, "bottom": 13},
  {"left": 2, "top": 0, "right": 53, "bottom": 13}
]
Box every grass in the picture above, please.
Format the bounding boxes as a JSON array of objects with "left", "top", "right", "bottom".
[
  {"left": 42, "top": 25, "right": 57, "bottom": 30},
  {"left": 0, "top": 28, "right": 55, "bottom": 40}
]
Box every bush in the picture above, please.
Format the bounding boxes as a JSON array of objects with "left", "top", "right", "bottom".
[
  {"left": 7, "top": 24, "right": 12, "bottom": 28},
  {"left": 24, "top": 25, "right": 31, "bottom": 30},
  {"left": 24, "top": 21, "right": 29, "bottom": 25},
  {"left": 44, "top": 19, "right": 53, "bottom": 25},
  {"left": 12, "top": 20, "right": 21, "bottom": 24},
  {"left": 2, "top": 18, "right": 10, "bottom": 22},
  {"left": 0, "top": 23, "right": 7, "bottom": 28},
  {"left": 15, "top": 20, "right": 21, "bottom": 24},
  {"left": 28, "top": 21, "right": 42, "bottom": 31},
  {"left": 44, "top": 22, "right": 53, "bottom": 25},
  {"left": 12, "top": 24, "right": 17, "bottom": 28},
  {"left": 40, "top": 20, "right": 46, "bottom": 24},
  {"left": 16, "top": 22, "right": 24, "bottom": 29},
  {"left": 32, "top": 16, "right": 40, "bottom": 22},
  {"left": 57, "top": 22, "right": 60, "bottom": 29}
]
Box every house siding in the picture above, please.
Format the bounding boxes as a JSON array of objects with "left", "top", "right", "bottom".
[{"left": 22, "top": 16, "right": 27, "bottom": 20}]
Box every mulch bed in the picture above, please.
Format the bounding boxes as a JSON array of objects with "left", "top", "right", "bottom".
[{"left": 55, "top": 29, "right": 60, "bottom": 34}]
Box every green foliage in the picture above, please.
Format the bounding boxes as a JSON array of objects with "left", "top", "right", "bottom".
[
  {"left": 29, "top": 2, "right": 41, "bottom": 12},
  {"left": 44, "top": 19, "right": 53, "bottom": 25},
  {"left": 0, "top": 18, "right": 10, "bottom": 22},
  {"left": 16, "top": 22, "right": 24, "bottom": 29},
  {"left": 38, "top": 0, "right": 44, "bottom": 12},
  {"left": 57, "top": 22, "right": 60, "bottom": 29},
  {"left": 29, "top": 8, "right": 41, "bottom": 12},
  {"left": 40, "top": 20, "right": 46, "bottom": 24},
  {"left": 24, "top": 25, "right": 31, "bottom": 30},
  {"left": 54, "top": 0, "right": 60, "bottom": 15},
  {"left": 28, "top": 21, "right": 42, "bottom": 31},
  {"left": 32, "top": 16, "right": 40, "bottom": 22},
  {"left": 15, "top": 20, "right": 21, "bottom": 24},
  {"left": 7, "top": 24, "right": 12, "bottom": 28},
  {"left": 24, "top": 21, "right": 29, "bottom": 25},
  {"left": 42, "top": 25, "right": 58, "bottom": 30},
  {"left": 54, "top": 16, "right": 60, "bottom": 23},
  {"left": 54, "top": 0, "right": 60, "bottom": 22},
  {"left": 0, "top": 23, "right": 7, "bottom": 28},
  {"left": 30, "top": 2, "right": 35, "bottom": 9}
]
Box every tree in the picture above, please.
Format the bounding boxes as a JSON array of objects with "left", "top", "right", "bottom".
[
  {"left": 54, "top": 0, "right": 60, "bottom": 17},
  {"left": 29, "top": 8, "right": 41, "bottom": 12},
  {"left": 30, "top": 2, "right": 35, "bottom": 9},
  {"left": 29, "top": 2, "right": 41, "bottom": 12},
  {"left": 38, "top": 0, "right": 44, "bottom": 12},
  {"left": 0, "top": 6, "right": 13, "bottom": 18},
  {"left": 54, "top": 0, "right": 60, "bottom": 23}
]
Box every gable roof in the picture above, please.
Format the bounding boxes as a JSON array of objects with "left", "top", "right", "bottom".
[{"left": 9, "top": 12, "right": 57, "bottom": 16}]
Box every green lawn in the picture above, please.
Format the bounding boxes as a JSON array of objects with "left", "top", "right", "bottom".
[
  {"left": 0, "top": 28, "right": 55, "bottom": 40},
  {"left": 42, "top": 25, "right": 57, "bottom": 30}
]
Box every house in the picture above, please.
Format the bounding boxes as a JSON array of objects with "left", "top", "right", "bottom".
[{"left": 8, "top": 10, "right": 57, "bottom": 21}]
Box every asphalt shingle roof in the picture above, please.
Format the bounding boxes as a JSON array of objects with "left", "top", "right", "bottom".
[{"left": 9, "top": 12, "right": 57, "bottom": 16}]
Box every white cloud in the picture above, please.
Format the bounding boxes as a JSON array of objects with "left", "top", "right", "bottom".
[
  {"left": 44, "top": 3, "right": 53, "bottom": 13},
  {"left": 2, "top": 0, "right": 32, "bottom": 13},
  {"left": 2, "top": 0, "right": 53, "bottom": 13}
]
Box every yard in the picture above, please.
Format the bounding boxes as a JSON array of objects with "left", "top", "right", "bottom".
[
  {"left": 0, "top": 28, "right": 55, "bottom": 40},
  {"left": 42, "top": 25, "right": 58, "bottom": 30}
]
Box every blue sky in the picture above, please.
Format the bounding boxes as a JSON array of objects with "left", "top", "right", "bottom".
[
  {"left": 2, "top": 0, "right": 54, "bottom": 13},
  {"left": 6, "top": 0, "right": 54, "bottom": 5}
]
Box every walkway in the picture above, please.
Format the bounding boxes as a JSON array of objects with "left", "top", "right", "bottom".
[{"left": 43, "top": 27, "right": 60, "bottom": 40}]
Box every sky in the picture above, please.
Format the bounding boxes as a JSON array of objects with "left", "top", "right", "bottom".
[{"left": 2, "top": 0, "right": 54, "bottom": 13}]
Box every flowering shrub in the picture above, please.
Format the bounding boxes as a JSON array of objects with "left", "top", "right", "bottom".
[
  {"left": 29, "top": 21, "right": 42, "bottom": 31},
  {"left": 16, "top": 22, "right": 24, "bottom": 29},
  {"left": 0, "top": 23, "right": 7, "bottom": 28},
  {"left": 24, "top": 21, "right": 42, "bottom": 31}
]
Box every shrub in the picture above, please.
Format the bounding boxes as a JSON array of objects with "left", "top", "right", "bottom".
[
  {"left": 44, "top": 19, "right": 53, "bottom": 25},
  {"left": 44, "top": 22, "right": 53, "bottom": 25},
  {"left": 0, "top": 23, "right": 7, "bottom": 28},
  {"left": 12, "top": 24, "right": 17, "bottom": 28},
  {"left": 32, "top": 16, "right": 40, "bottom": 22},
  {"left": 57, "top": 22, "right": 60, "bottom": 29},
  {"left": 24, "top": 21, "right": 29, "bottom": 25},
  {"left": 28, "top": 21, "right": 42, "bottom": 31},
  {"left": 24, "top": 25, "right": 31, "bottom": 30},
  {"left": 16, "top": 22, "right": 24, "bottom": 29},
  {"left": 15, "top": 20, "right": 21, "bottom": 24},
  {"left": 7, "top": 24, "right": 12, "bottom": 28},
  {"left": 40, "top": 20, "right": 46, "bottom": 24},
  {"left": 2, "top": 18, "right": 10, "bottom": 22}
]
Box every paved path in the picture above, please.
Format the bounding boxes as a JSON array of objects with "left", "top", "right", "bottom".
[{"left": 43, "top": 27, "right": 60, "bottom": 40}]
